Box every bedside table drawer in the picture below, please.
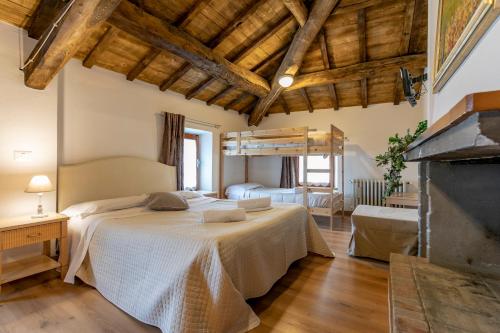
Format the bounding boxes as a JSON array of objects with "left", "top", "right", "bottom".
[{"left": 1, "top": 222, "right": 61, "bottom": 250}]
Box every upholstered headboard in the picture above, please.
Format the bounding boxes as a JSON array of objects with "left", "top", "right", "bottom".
[{"left": 58, "top": 156, "right": 176, "bottom": 211}]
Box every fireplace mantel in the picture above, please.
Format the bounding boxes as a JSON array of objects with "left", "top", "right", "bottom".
[{"left": 406, "top": 91, "right": 500, "bottom": 161}]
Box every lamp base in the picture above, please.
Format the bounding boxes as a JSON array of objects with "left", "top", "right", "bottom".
[{"left": 31, "top": 213, "right": 48, "bottom": 219}]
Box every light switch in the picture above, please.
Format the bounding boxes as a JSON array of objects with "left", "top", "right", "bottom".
[{"left": 14, "top": 150, "right": 32, "bottom": 161}]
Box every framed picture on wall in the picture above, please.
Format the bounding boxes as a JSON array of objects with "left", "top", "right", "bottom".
[{"left": 433, "top": 0, "right": 500, "bottom": 92}]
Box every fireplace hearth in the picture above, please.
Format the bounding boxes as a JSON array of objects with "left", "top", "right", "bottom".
[{"left": 389, "top": 91, "right": 500, "bottom": 333}]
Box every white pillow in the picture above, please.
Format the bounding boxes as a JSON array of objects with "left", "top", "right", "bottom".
[
  {"left": 173, "top": 191, "right": 204, "bottom": 200},
  {"left": 62, "top": 194, "right": 148, "bottom": 219}
]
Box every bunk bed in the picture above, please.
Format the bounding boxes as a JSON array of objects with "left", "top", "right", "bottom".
[{"left": 220, "top": 126, "right": 345, "bottom": 229}]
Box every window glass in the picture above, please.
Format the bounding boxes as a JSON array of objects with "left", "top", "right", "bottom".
[
  {"left": 183, "top": 137, "right": 198, "bottom": 190},
  {"left": 298, "top": 156, "right": 330, "bottom": 185}
]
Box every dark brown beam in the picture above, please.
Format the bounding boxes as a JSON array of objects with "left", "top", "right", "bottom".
[
  {"left": 357, "top": 9, "right": 368, "bottom": 108},
  {"left": 109, "top": 1, "right": 270, "bottom": 97},
  {"left": 206, "top": 86, "right": 237, "bottom": 105},
  {"left": 24, "top": 0, "right": 122, "bottom": 89},
  {"left": 233, "top": 16, "right": 295, "bottom": 65},
  {"left": 174, "top": 0, "right": 209, "bottom": 28},
  {"left": 318, "top": 29, "right": 338, "bottom": 110},
  {"left": 208, "top": 0, "right": 267, "bottom": 49},
  {"left": 239, "top": 99, "right": 258, "bottom": 114},
  {"left": 283, "top": 0, "right": 308, "bottom": 26},
  {"left": 185, "top": 76, "right": 215, "bottom": 100},
  {"left": 333, "top": 0, "right": 397, "bottom": 16},
  {"left": 127, "top": 48, "right": 161, "bottom": 81},
  {"left": 280, "top": 96, "right": 290, "bottom": 115},
  {"left": 394, "top": 0, "right": 416, "bottom": 104},
  {"left": 300, "top": 88, "right": 313, "bottom": 113},
  {"left": 158, "top": 0, "right": 268, "bottom": 94},
  {"left": 187, "top": 16, "right": 293, "bottom": 101},
  {"left": 28, "top": 0, "right": 67, "bottom": 39},
  {"left": 83, "top": 26, "right": 118, "bottom": 69},
  {"left": 248, "top": 0, "right": 340, "bottom": 126},
  {"left": 287, "top": 53, "right": 427, "bottom": 90},
  {"left": 225, "top": 92, "right": 250, "bottom": 111},
  {"left": 160, "top": 63, "right": 191, "bottom": 91},
  {"left": 218, "top": 45, "right": 289, "bottom": 109}
]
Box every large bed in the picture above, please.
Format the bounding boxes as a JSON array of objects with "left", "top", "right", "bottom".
[{"left": 59, "top": 157, "right": 334, "bottom": 333}]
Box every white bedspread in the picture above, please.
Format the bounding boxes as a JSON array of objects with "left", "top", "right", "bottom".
[
  {"left": 226, "top": 186, "right": 342, "bottom": 208},
  {"left": 65, "top": 197, "right": 333, "bottom": 333}
]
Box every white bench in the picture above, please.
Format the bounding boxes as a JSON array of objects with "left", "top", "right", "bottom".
[{"left": 348, "top": 205, "right": 418, "bottom": 261}]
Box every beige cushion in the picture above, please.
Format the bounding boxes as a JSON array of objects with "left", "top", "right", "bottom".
[
  {"left": 348, "top": 205, "right": 418, "bottom": 261},
  {"left": 146, "top": 192, "right": 188, "bottom": 211}
]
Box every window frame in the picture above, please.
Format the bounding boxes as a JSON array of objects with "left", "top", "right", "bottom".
[
  {"left": 183, "top": 133, "right": 200, "bottom": 190},
  {"left": 298, "top": 156, "right": 331, "bottom": 187}
]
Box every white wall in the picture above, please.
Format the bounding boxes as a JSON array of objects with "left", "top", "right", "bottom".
[
  {"left": 60, "top": 60, "right": 248, "bottom": 192},
  {"left": 249, "top": 103, "right": 424, "bottom": 209},
  {"left": 0, "top": 24, "right": 58, "bottom": 219},
  {"left": 426, "top": 5, "right": 500, "bottom": 123}
]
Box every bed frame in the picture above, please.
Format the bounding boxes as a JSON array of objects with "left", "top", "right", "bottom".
[
  {"left": 220, "top": 126, "right": 345, "bottom": 229},
  {"left": 57, "top": 156, "right": 176, "bottom": 212}
]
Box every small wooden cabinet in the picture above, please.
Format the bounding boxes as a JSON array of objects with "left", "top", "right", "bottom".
[{"left": 0, "top": 213, "right": 69, "bottom": 293}]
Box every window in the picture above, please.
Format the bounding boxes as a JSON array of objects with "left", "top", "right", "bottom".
[
  {"left": 183, "top": 133, "right": 200, "bottom": 190},
  {"left": 298, "top": 155, "right": 331, "bottom": 186}
]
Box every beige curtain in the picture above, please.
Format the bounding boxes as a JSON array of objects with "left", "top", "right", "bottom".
[
  {"left": 160, "top": 112, "right": 185, "bottom": 190},
  {"left": 280, "top": 156, "right": 299, "bottom": 188}
]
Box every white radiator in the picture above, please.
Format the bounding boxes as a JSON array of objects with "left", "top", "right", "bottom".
[{"left": 352, "top": 179, "right": 409, "bottom": 207}]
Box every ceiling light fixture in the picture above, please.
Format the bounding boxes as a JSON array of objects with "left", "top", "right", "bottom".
[{"left": 278, "top": 74, "right": 294, "bottom": 88}]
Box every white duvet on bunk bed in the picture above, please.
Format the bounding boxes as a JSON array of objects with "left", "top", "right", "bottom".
[{"left": 225, "top": 183, "right": 342, "bottom": 208}]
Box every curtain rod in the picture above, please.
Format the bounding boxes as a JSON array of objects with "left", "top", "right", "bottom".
[{"left": 158, "top": 112, "right": 220, "bottom": 129}]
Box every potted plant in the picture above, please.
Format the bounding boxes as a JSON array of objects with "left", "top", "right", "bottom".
[{"left": 375, "top": 120, "right": 427, "bottom": 198}]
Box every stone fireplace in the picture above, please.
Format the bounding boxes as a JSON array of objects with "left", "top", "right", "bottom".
[{"left": 389, "top": 91, "right": 500, "bottom": 333}]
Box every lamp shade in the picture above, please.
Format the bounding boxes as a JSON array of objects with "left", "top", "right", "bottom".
[{"left": 25, "top": 175, "right": 54, "bottom": 193}]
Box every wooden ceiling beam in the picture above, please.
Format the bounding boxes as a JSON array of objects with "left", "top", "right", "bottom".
[
  {"left": 188, "top": 16, "right": 293, "bottom": 101},
  {"left": 127, "top": 47, "right": 162, "bottom": 81},
  {"left": 333, "top": 0, "right": 397, "bottom": 16},
  {"left": 24, "top": 0, "right": 122, "bottom": 89},
  {"left": 158, "top": 0, "right": 267, "bottom": 94},
  {"left": 174, "top": 0, "right": 210, "bottom": 28},
  {"left": 83, "top": 26, "right": 119, "bottom": 69},
  {"left": 208, "top": 0, "right": 268, "bottom": 49},
  {"left": 213, "top": 45, "right": 288, "bottom": 109},
  {"left": 318, "top": 29, "right": 338, "bottom": 110},
  {"left": 300, "top": 88, "right": 313, "bottom": 113},
  {"left": 239, "top": 99, "right": 258, "bottom": 115},
  {"left": 185, "top": 76, "right": 216, "bottom": 100},
  {"left": 287, "top": 53, "right": 427, "bottom": 90},
  {"left": 357, "top": 9, "right": 368, "bottom": 108},
  {"left": 28, "top": 0, "right": 67, "bottom": 40},
  {"left": 225, "top": 93, "right": 251, "bottom": 111},
  {"left": 248, "top": 0, "right": 340, "bottom": 126},
  {"left": 283, "top": 0, "right": 308, "bottom": 27},
  {"left": 206, "top": 86, "right": 237, "bottom": 105},
  {"left": 108, "top": 1, "right": 270, "bottom": 97},
  {"left": 280, "top": 96, "right": 291, "bottom": 115},
  {"left": 394, "top": 0, "right": 416, "bottom": 105}
]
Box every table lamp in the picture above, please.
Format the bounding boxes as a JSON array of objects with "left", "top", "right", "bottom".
[{"left": 25, "top": 175, "right": 54, "bottom": 218}]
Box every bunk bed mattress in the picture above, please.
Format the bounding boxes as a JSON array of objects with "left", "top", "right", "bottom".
[{"left": 226, "top": 185, "right": 342, "bottom": 208}]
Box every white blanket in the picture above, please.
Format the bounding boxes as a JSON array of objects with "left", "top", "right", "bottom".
[{"left": 66, "top": 197, "right": 333, "bottom": 333}]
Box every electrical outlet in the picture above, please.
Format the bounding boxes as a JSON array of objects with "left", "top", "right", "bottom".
[{"left": 14, "top": 150, "right": 32, "bottom": 161}]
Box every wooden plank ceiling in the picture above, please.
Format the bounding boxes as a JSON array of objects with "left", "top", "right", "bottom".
[{"left": 0, "top": 0, "right": 427, "bottom": 125}]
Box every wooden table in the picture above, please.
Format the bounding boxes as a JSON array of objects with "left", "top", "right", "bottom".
[
  {"left": 385, "top": 192, "right": 418, "bottom": 208},
  {"left": 0, "top": 213, "right": 69, "bottom": 293}
]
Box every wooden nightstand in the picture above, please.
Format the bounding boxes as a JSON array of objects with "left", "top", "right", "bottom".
[
  {"left": 196, "top": 190, "right": 218, "bottom": 198},
  {"left": 0, "top": 213, "right": 69, "bottom": 293}
]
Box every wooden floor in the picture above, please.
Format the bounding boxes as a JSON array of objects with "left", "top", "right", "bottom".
[{"left": 0, "top": 217, "right": 389, "bottom": 333}]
